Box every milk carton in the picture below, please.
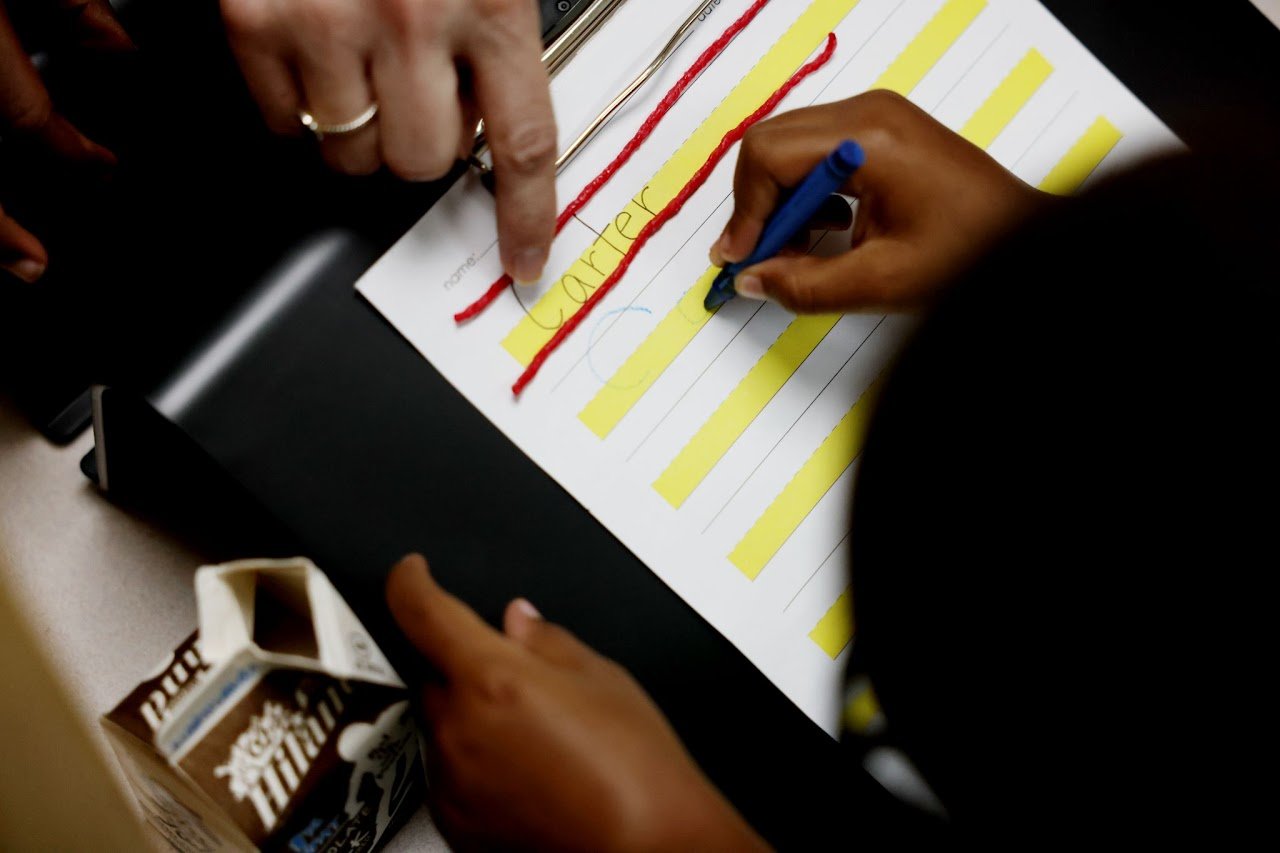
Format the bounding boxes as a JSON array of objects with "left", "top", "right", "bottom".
[{"left": 101, "top": 559, "right": 426, "bottom": 852}]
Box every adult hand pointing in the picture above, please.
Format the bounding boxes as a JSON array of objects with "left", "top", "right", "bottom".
[{"left": 221, "top": 0, "right": 558, "bottom": 283}]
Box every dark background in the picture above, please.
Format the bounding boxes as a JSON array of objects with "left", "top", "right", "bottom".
[{"left": 2, "top": 1, "right": 1278, "bottom": 846}]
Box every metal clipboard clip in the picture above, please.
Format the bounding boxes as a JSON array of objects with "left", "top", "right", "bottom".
[{"left": 469, "top": 0, "right": 723, "bottom": 181}]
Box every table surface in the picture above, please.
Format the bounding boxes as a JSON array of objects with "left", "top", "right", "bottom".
[
  {"left": 1253, "top": 0, "right": 1280, "bottom": 28},
  {"left": 0, "top": 400, "right": 449, "bottom": 851}
]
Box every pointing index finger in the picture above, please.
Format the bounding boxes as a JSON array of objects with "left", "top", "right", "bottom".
[{"left": 466, "top": 1, "right": 557, "bottom": 285}]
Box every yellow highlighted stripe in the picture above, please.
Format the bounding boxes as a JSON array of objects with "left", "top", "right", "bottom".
[
  {"left": 799, "top": 111, "right": 1123, "bottom": 653},
  {"left": 809, "top": 586, "right": 854, "bottom": 660},
  {"left": 960, "top": 48, "right": 1053, "bottom": 148},
  {"left": 579, "top": 0, "right": 992, "bottom": 438},
  {"left": 654, "top": 315, "right": 841, "bottom": 508},
  {"left": 843, "top": 680, "right": 884, "bottom": 734},
  {"left": 503, "top": 0, "right": 865, "bottom": 367},
  {"left": 731, "top": 47, "right": 1052, "bottom": 580},
  {"left": 875, "top": 0, "right": 986, "bottom": 94},
  {"left": 729, "top": 379, "right": 880, "bottom": 578},
  {"left": 1038, "top": 116, "right": 1123, "bottom": 195},
  {"left": 580, "top": 270, "right": 717, "bottom": 438},
  {"left": 651, "top": 0, "right": 990, "bottom": 506}
]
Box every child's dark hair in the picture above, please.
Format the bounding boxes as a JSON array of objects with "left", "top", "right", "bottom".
[{"left": 852, "top": 148, "right": 1276, "bottom": 839}]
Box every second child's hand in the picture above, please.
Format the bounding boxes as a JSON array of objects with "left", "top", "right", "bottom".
[
  {"left": 386, "top": 555, "right": 769, "bottom": 853},
  {"left": 0, "top": 0, "right": 132, "bottom": 283},
  {"left": 711, "top": 90, "right": 1051, "bottom": 314}
]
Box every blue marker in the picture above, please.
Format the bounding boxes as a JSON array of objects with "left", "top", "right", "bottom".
[{"left": 705, "top": 140, "right": 865, "bottom": 310}]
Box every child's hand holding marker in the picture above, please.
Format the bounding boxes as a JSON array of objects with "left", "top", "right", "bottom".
[{"left": 711, "top": 90, "right": 1050, "bottom": 313}]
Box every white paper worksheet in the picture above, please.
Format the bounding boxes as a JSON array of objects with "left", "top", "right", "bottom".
[{"left": 357, "top": 0, "right": 1181, "bottom": 734}]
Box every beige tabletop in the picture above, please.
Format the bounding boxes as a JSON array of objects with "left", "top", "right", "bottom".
[
  {"left": 0, "top": 399, "right": 446, "bottom": 851},
  {"left": 1253, "top": 0, "right": 1280, "bottom": 28}
]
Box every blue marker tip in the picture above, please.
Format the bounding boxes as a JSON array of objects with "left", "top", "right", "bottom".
[{"left": 704, "top": 269, "right": 736, "bottom": 310}]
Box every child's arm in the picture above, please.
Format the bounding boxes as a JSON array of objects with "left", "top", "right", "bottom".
[{"left": 713, "top": 90, "right": 1051, "bottom": 313}]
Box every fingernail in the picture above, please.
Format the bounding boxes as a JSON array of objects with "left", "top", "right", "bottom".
[
  {"left": 395, "top": 553, "right": 430, "bottom": 579},
  {"left": 736, "top": 274, "right": 766, "bottom": 301},
  {"left": 514, "top": 598, "right": 541, "bottom": 620},
  {"left": 719, "top": 232, "right": 752, "bottom": 266},
  {"left": 710, "top": 234, "right": 728, "bottom": 268},
  {"left": 74, "top": 128, "right": 117, "bottom": 166},
  {"left": 511, "top": 248, "right": 547, "bottom": 285},
  {"left": 12, "top": 259, "right": 46, "bottom": 283}
]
